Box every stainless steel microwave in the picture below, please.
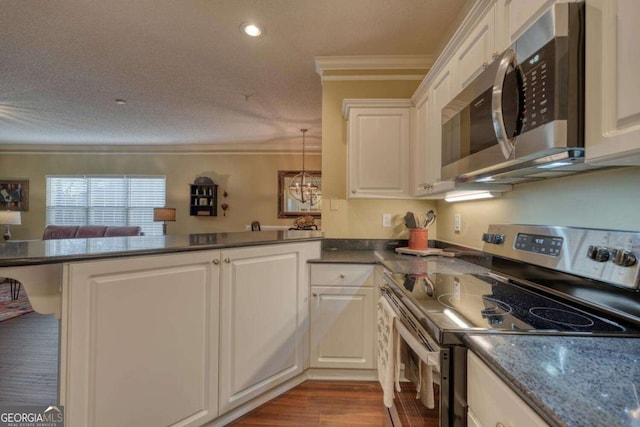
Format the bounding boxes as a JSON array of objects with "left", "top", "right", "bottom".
[{"left": 441, "top": 2, "right": 596, "bottom": 184}]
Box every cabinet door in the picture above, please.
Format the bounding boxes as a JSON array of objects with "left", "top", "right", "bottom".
[
  {"left": 218, "top": 242, "right": 317, "bottom": 414},
  {"left": 347, "top": 106, "right": 411, "bottom": 198},
  {"left": 453, "top": 4, "right": 496, "bottom": 91},
  {"left": 425, "top": 67, "right": 454, "bottom": 190},
  {"left": 63, "top": 251, "right": 220, "bottom": 427},
  {"left": 310, "top": 286, "right": 375, "bottom": 369},
  {"left": 412, "top": 93, "right": 433, "bottom": 196},
  {"left": 467, "top": 352, "right": 549, "bottom": 427},
  {"left": 495, "top": 0, "right": 558, "bottom": 51},
  {"left": 585, "top": 0, "right": 640, "bottom": 165}
]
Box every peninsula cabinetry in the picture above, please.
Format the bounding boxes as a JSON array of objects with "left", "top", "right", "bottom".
[
  {"left": 585, "top": 0, "right": 640, "bottom": 165},
  {"left": 218, "top": 242, "right": 319, "bottom": 414},
  {"left": 467, "top": 351, "right": 548, "bottom": 427},
  {"left": 343, "top": 99, "right": 411, "bottom": 199},
  {"left": 63, "top": 250, "right": 221, "bottom": 427},
  {"left": 309, "top": 264, "right": 376, "bottom": 369},
  {"left": 61, "top": 240, "right": 321, "bottom": 426}
]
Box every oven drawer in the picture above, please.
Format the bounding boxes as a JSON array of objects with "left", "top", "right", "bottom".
[
  {"left": 310, "top": 264, "right": 374, "bottom": 287},
  {"left": 467, "top": 352, "right": 549, "bottom": 427}
]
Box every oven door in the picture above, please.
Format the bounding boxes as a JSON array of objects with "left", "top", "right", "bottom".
[{"left": 381, "top": 289, "right": 451, "bottom": 427}]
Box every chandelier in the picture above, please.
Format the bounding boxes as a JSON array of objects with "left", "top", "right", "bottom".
[{"left": 289, "top": 129, "right": 321, "bottom": 206}]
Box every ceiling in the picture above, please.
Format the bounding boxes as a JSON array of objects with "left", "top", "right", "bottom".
[{"left": 0, "top": 0, "right": 468, "bottom": 151}]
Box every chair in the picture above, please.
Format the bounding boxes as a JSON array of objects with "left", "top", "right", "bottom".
[{"left": 251, "top": 221, "right": 261, "bottom": 231}]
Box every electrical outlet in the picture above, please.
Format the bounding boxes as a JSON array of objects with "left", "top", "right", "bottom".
[
  {"left": 382, "top": 213, "right": 392, "bottom": 228},
  {"left": 454, "top": 214, "right": 462, "bottom": 232}
]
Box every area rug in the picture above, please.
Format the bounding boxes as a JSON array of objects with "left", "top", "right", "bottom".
[{"left": 0, "top": 280, "right": 34, "bottom": 322}]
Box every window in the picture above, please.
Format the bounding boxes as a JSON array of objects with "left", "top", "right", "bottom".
[{"left": 46, "top": 175, "right": 166, "bottom": 236}]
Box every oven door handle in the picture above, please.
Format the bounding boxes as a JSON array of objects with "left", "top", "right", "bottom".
[
  {"left": 491, "top": 48, "right": 520, "bottom": 160},
  {"left": 395, "top": 319, "right": 440, "bottom": 366}
]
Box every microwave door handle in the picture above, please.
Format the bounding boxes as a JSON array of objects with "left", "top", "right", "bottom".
[{"left": 491, "top": 48, "right": 518, "bottom": 160}]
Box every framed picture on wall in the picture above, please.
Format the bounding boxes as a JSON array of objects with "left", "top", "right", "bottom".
[{"left": 0, "top": 179, "right": 29, "bottom": 211}]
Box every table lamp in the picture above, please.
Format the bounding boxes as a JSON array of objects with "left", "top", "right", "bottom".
[
  {"left": 0, "top": 211, "right": 21, "bottom": 241},
  {"left": 153, "top": 208, "right": 176, "bottom": 235}
]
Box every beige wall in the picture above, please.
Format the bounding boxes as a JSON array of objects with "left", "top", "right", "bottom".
[
  {"left": 320, "top": 78, "right": 437, "bottom": 239},
  {"left": 0, "top": 152, "right": 320, "bottom": 240},
  {"left": 435, "top": 167, "right": 640, "bottom": 249}
]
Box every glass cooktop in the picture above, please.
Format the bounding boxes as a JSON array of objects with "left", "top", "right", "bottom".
[{"left": 384, "top": 271, "right": 640, "bottom": 337}]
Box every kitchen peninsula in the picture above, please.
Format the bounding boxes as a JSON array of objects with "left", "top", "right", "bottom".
[{"left": 0, "top": 231, "right": 322, "bottom": 427}]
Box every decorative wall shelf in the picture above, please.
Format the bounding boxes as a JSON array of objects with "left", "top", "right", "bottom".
[{"left": 190, "top": 182, "right": 218, "bottom": 216}]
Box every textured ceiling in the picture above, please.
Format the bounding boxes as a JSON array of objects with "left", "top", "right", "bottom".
[{"left": 0, "top": 0, "right": 468, "bottom": 150}]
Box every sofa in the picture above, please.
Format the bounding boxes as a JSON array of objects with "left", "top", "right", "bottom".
[{"left": 42, "top": 225, "right": 142, "bottom": 240}]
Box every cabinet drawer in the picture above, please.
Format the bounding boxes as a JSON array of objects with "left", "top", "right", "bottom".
[
  {"left": 467, "top": 352, "right": 549, "bottom": 427},
  {"left": 310, "top": 264, "right": 374, "bottom": 287}
]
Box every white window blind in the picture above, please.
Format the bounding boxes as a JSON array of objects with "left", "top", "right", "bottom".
[{"left": 46, "top": 175, "right": 167, "bottom": 236}]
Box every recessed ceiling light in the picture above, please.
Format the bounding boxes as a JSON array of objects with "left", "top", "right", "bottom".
[
  {"left": 241, "top": 22, "right": 263, "bottom": 37},
  {"left": 115, "top": 98, "right": 127, "bottom": 105}
]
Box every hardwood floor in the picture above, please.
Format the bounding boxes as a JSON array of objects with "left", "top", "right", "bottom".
[
  {"left": 0, "top": 312, "right": 59, "bottom": 405},
  {"left": 227, "top": 380, "right": 440, "bottom": 427},
  {"left": 228, "top": 381, "right": 389, "bottom": 426}
]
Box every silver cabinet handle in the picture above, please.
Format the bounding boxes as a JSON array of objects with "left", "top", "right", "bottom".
[
  {"left": 224, "top": 258, "right": 231, "bottom": 263},
  {"left": 482, "top": 61, "right": 489, "bottom": 69},
  {"left": 492, "top": 51, "right": 500, "bottom": 60},
  {"left": 339, "top": 274, "right": 345, "bottom": 279},
  {"left": 312, "top": 293, "right": 318, "bottom": 297},
  {"left": 212, "top": 259, "right": 219, "bottom": 265}
]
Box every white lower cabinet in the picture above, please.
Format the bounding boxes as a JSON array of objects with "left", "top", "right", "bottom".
[
  {"left": 309, "top": 264, "right": 376, "bottom": 369},
  {"left": 467, "top": 351, "right": 549, "bottom": 427},
  {"left": 63, "top": 251, "right": 221, "bottom": 427},
  {"left": 61, "top": 241, "right": 320, "bottom": 427},
  {"left": 218, "top": 242, "right": 319, "bottom": 414}
]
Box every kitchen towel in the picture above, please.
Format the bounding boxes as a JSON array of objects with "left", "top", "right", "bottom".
[
  {"left": 377, "top": 296, "right": 398, "bottom": 408},
  {"left": 394, "top": 319, "right": 439, "bottom": 409}
]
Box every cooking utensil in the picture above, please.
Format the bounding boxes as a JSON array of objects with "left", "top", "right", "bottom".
[
  {"left": 424, "top": 210, "right": 436, "bottom": 229},
  {"left": 423, "top": 276, "right": 435, "bottom": 297},
  {"left": 404, "top": 211, "right": 417, "bottom": 229}
]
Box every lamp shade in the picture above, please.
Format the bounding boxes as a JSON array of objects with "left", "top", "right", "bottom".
[
  {"left": 153, "top": 208, "right": 176, "bottom": 222},
  {"left": 0, "top": 211, "right": 21, "bottom": 225}
]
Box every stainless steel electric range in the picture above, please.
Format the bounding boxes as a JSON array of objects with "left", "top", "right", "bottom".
[{"left": 381, "top": 224, "right": 640, "bottom": 427}]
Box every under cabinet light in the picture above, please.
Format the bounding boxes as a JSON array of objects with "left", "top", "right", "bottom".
[{"left": 444, "top": 191, "right": 501, "bottom": 203}]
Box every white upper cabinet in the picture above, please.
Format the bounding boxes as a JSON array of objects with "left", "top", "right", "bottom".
[
  {"left": 343, "top": 99, "right": 412, "bottom": 199},
  {"left": 411, "top": 91, "right": 433, "bottom": 196},
  {"left": 585, "top": 0, "right": 640, "bottom": 165},
  {"left": 495, "top": 0, "right": 559, "bottom": 51},
  {"left": 453, "top": 4, "right": 497, "bottom": 92},
  {"left": 425, "top": 66, "right": 454, "bottom": 193}
]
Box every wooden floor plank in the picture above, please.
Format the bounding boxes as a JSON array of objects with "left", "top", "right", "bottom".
[
  {"left": 0, "top": 312, "right": 59, "bottom": 405},
  {"left": 228, "top": 381, "right": 391, "bottom": 427}
]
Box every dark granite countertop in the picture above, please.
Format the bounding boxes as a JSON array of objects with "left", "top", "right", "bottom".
[
  {"left": 465, "top": 334, "right": 640, "bottom": 427},
  {"left": 0, "top": 230, "right": 323, "bottom": 267}
]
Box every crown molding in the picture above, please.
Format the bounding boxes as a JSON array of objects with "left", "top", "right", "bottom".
[
  {"left": 342, "top": 98, "right": 413, "bottom": 119},
  {"left": 412, "top": 0, "right": 494, "bottom": 103},
  {"left": 320, "top": 74, "right": 425, "bottom": 82},
  {"left": 314, "top": 55, "right": 434, "bottom": 76},
  {"left": 0, "top": 141, "right": 322, "bottom": 155}
]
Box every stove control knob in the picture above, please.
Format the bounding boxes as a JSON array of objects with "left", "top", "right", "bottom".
[
  {"left": 587, "top": 245, "right": 610, "bottom": 262},
  {"left": 482, "top": 233, "right": 505, "bottom": 244},
  {"left": 612, "top": 250, "right": 637, "bottom": 267}
]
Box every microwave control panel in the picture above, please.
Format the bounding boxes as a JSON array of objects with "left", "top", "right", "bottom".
[{"left": 519, "top": 39, "right": 563, "bottom": 133}]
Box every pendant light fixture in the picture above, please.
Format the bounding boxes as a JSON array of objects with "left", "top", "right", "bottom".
[{"left": 289, "top": 129, "right": 320, "bottom": 206}]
